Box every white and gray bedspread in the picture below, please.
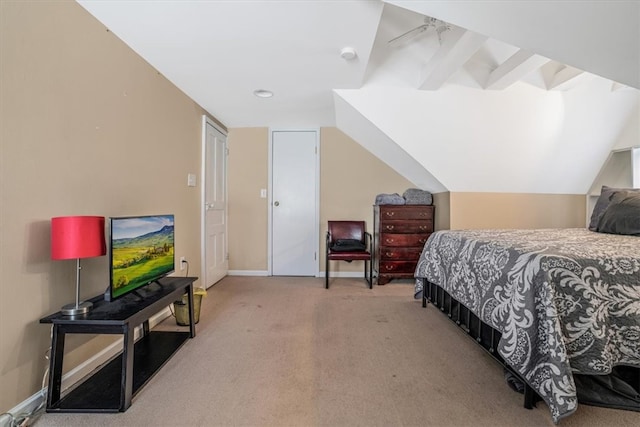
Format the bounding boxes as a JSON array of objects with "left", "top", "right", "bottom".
[{"left": 414, "top": 228, "right": 640, "bottom": 423}]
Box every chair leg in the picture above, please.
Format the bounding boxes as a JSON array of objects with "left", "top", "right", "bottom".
[
  {"left": 364, "top": 260, "right": 368, "bottom": 287},
  {"left": 325, "top": 257, "right": 329, "bottom": 289},
  {"left": 364, "top": 259, "right": 372, "bottom": 288}
]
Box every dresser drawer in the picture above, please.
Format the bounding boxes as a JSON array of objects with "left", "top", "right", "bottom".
[
  {"left": 379, "top": 247, "right": 424, "bottom": 260},
  {"left": 380, "top": 233, "right": 430, "bottom": 247},
  {"left": 379, "top": 206, "right": 433, "bottom": 220},
  {"left": 374, "top": 204, "right": 435, "bottom": 285},
  {"left": 379, "top": 220, "right": 433, "bottom": 233},
  {"left": 379, "top": 261, "right": 417, "bottom": 274}
]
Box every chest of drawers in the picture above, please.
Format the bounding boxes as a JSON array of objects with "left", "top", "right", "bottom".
[{"left": 373, "top": 205, "right": 435, "bottom": 285}]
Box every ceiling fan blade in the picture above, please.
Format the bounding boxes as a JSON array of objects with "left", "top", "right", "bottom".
[{"left": 388, "top": 24, "right": 430, "bottom": 45}]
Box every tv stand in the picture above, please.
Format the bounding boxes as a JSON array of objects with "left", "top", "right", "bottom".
[{"left": 40, "top": 276, "right": 197, "bottom": 413}]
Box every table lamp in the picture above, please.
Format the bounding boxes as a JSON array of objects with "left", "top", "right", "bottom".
[{"left": 51, "top": 216, "right": 106, "bottom": 316}]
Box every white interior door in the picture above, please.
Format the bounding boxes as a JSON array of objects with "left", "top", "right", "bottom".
[
  {"left": 271, "top": 130, "right": 318, "bottom": 276},
  {"left": 203, "top": 118, "right": 228, "bottom": 287}
]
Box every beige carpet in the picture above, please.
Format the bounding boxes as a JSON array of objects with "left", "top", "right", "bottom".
[{"left": 35, "top": 276, "right": 638, "bottom": 427}]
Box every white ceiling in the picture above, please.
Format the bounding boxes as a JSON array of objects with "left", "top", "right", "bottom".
[
  {"left": 76, "top": 0, "right": 639, "bottom": 195},
  {"left": 78, "top": 0, "right": 383, "bottom": 128},
  {"left": 77, "top": 0, "right": 640, "bottom": 129},
  {"left": 387, "top": 0, "right": 640, "bottom": 90}
]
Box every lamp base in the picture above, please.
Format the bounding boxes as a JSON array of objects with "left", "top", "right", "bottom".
[{"left": 61, "top": 301, "right": 93, "bottom": 316}]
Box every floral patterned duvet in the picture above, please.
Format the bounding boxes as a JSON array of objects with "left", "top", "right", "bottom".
[{"left": 414, "top": 228, "right": 640, "bottom": 423}]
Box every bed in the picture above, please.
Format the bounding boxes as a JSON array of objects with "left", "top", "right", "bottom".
[{"left": 413, "top": 187, "right": 640, "bottom": 423}]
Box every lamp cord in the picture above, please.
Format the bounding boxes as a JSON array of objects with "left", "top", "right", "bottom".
[
  {"left": 1, "top": 256, "right": 191, "bottom": 426},
  {"left": 0, "top": 327, "right": 51, "bottom": 426}
]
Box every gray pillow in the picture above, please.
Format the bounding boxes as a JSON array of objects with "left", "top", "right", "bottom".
[
  {"left": 589, "top": 185, "right": 640, "bottom": 231},
  {"left": 597, "top": 191, "right": 640, "bottom": 236}
]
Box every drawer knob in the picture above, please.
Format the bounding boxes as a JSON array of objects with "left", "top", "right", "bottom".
[
  {"left": 419, "top": 226, "right": 427, "bottom": 230},
  {"left": 384, "top": 265, "right": 395, "bottom": 270},
  {"left": 385, "top": 252, "right": 394, "bottom": 257},
  {"left": 385, "top": 212, "right": 395, "bottom": 217},
  {"left": 385, "top": 238, "right": 394, "bottom": 244},
  {"left": 385, "top": 225, "right": 395, "bottom": 230}
]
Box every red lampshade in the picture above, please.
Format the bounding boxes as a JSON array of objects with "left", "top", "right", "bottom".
[{"left": 51, "top": 216, "right": 106, "bottom": 260}]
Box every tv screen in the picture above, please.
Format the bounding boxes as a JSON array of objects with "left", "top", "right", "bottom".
[{"left": 109, "top": 214, "right": 175, "bottom": 300}]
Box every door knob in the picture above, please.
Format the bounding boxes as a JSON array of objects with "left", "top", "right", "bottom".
[{"left": 274, "top": 201, "right": 280, "bottom": 206}]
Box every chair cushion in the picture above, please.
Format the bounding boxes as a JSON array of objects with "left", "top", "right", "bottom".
[
  {"left": 331, "top": 239, "right": 366, "bottom": 252},
  {"left": 328, "top": 251, "right": 370, "bottom": 261}
]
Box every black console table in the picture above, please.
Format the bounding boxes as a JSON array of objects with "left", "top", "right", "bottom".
[{"left": 40, "top": 276, "right": 198, "bottom": 413}]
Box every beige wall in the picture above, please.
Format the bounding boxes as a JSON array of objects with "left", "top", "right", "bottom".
[
  {"left": 227, "top": 128, "right": 269, "bottom": 271},
  {"left": 0, "top": 1, "right": 217, "bottom": 411},
  {"left": 432, "top": 192, "right": 451, "bottom": 231},
  {"left": 319, "top": 127, "right": 416, "bottom": 273},
  {"left": 226, "top": 127, "right": 417, "bottom": 274},
  {"left": 449, "top": 192, "right": 586, "bottom": 229}
]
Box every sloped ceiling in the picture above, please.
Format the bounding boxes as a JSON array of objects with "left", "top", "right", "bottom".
[
  {"left": 387, "top": 0, "right": 640, "bottom": 89},
  {"left": 77, "top": 0, "right": 639, "bottom": 194},
  {"left": 77, "top": 0, "right": 384, "bottom": 128}
]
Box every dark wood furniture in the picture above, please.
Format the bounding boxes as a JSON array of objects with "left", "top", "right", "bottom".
[
  {"left": 40, "top": 276, "right": 197, "bottom": 413},
  {"left": 325, "top": 220, "right": 372, "bottom": 289},
  {"left": 373, "top": 205, "right": 434, "bottom": 285}
]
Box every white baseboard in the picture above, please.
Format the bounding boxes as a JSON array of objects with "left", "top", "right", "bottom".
[
  {"left": 228, "top": 270, "right": 269, "bottom": 276},
  {"left": 317, "top": 271, "right": 366, "bottom": 278},
  {"left": 227, "top": 271, "right": 365, "bottom": 278},
  {"left": 2, "top": 307, "right": 172, "bottom": 426},
  {"left": 1, "top": 390, "right": 43, "bottom": 427}
]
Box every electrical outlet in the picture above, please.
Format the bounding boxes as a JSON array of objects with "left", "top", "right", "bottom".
[{"left": 180, "top": 256, "right": 186, "bottom": 271}]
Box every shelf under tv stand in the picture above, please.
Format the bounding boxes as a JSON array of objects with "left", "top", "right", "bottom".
[{"left": 40, "top": 276, "right": 198, "bottom": 413}]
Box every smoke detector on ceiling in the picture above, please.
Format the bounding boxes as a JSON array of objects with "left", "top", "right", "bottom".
[
  {"left": 340, "top": 47, "right": 357, "bottom": 60},
  {"left": 253, "top": 89, "right": 273, "bottom": 98}
]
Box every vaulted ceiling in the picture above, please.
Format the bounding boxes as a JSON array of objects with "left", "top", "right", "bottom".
[{"left": 77, "top": 0, "right": 639, "bottom": 194}]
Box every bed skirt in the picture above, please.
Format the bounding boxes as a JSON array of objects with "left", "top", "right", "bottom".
[
  {"left": 420, "top": 278, "right": 541, "bottom": 409},
  {"left": 420, "top": 278, "right": 640, "bottom": 419}
]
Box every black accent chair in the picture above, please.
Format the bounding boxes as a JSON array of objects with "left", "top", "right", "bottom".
[{"left": 325, "top": 221, "right": 373, "bottom": 289}]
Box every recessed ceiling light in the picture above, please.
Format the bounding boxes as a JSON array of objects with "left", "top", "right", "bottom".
[
  {"left": 340, "top": 47, "right": 357, "bottom": 60},
  {"left": 253, "top": 89, "right": 273, "bottom": 98}
]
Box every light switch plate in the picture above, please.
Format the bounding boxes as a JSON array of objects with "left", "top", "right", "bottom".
[{"left": 187, "top": 173, "right": 196, "bottom": 187}]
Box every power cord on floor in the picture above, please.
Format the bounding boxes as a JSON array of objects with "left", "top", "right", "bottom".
[{"left": 0, "top": 327, "right": 51, "bottom": 426}]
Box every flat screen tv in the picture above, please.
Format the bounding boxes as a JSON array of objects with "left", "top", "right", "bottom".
[{"left": 108, "top": 214, "right": 175, "bottom": 301}]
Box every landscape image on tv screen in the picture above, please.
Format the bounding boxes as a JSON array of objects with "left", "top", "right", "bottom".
[{"left": 110, "top": 215, "right": 174, "bottom": 299}]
